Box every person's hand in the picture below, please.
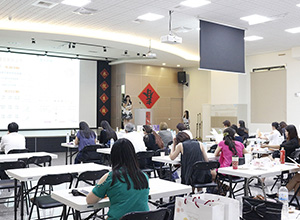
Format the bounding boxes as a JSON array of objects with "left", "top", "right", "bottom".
[{"left": 261, "top": 145, "right": 267, "bottom": 148}]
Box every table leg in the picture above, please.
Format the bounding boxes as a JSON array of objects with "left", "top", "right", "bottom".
[
  {"left": 20, "top": 181, "right": 24, "bottom": 220},
  {"left": 65, "top": 147, "right": 68, "bottom": 165},
  {"left": 228, "top": 175, "right": 233, "bottom": 198},
  {"left": 244, "top": 178, "right": 248, "bottom": 196},
  {"left": 70, "top": 148, "right": 73, "bottom": 165},
  {"left": 75, "top": 210, "right": 80, "bottom": 220},
  {"left": 14, "top": 179, "right": 17, "bottom": 220},
  {"left": 62, "top": 205, "right": 67, "bottom": 220},
  {"left": 169, "top": 164, "right": 172, "bottom": 180}
]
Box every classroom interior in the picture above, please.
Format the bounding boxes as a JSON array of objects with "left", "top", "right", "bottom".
[{"left": 1, "top": 0, "right": 300, "bottom": 219}]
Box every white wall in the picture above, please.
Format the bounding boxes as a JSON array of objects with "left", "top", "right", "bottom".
[{"left": 246, "top": 49, "right": 300, "bottom": 133}]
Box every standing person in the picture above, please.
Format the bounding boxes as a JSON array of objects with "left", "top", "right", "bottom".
[
  {"left": 143, "top": 125, "right": 164, "bottom": 151},
  {"left": 183, "top": 110, "right": 190, "bottom": 129},
  {"left": 215, "top": 128, "right": 248, "bottom": 168},
  {"left": 99, "top": 120, "right": 117, "bottom": 146},
  {"left": 0, "top": 122, "right": 26, "bottom": 154},
  {"left": 158, "top": 122, "right": 173, "bottom": 148},
  {"left": 237, "top": 120, "right": 249, "bottom": 141},
  {"left": 169, "top": 132, "right": 216, "bottom": 193},
  {"left": 258, "top": 122, "right": 283, "bottom": 145},
  {"left": 74, "top": 121, "right": 97, "bottom": 164},
  {"left": 262, "top": 124, "right": 300, "bottom": 162},
  {"left": 121, "top": 95, "right": 133, "bottom": 122},
  {"left": 86, "top": 138, "right": 149, "bottom": 220}
]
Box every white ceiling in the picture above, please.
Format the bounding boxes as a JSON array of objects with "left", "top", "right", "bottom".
[{"left": 0, "top": 0, "right": 300, "bottom": 67}]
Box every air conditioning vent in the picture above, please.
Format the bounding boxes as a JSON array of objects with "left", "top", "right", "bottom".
[
  {"left": 32, "top": 0, "right": 59, "bottom": 9},
  {"left": 73, "top": 7, "right": 98, "bottom": 15}
]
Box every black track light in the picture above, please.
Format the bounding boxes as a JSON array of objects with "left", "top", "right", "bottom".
[
  {"left": 124, "top": 50, "right": 128, "bottom": 55},
  {"left": 103, "top": 47, "right": 107, "bottom": 52},
  {"left": 31, "top": 38, "right": 36, "bottom": 44}
]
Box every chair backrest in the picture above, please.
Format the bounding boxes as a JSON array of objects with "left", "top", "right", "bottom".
[
  {"left": 120, "top": 208, "right": 170, "bottom": 220},
  {"left": 75, "top": 169, "right": 109, "bottom": 187},
  {"left": 81, "top": 145, "right": 102, "bottom": 163},
  {"left": 37, "top": 173, "right": 73, "bottom": 188},
  {"left": 0, "top": 161, "right": 27, "bottom": 171},
  {"left": 7, "top": 148, "right": 29, "bottom": 154},
  {"left": 290, "top": 149, "right": 300, "bottom": 163},
  {"left": 154, "top": 148, "right": 169, "bottom": 156},
  {"left": 192, "top": 161, "right": 220, "bottom": 171},
  {"left": 239, "top": 157, "right": 245, "bottom": 165},
  {"left": 189, "top": 161, "right": 219, "bottom": 185},
  {"left": 136, "top": 151, "right": 155, "bottom": 169},
  {"left": 19, "top": 155, "right": 52, "bottom": 167}
]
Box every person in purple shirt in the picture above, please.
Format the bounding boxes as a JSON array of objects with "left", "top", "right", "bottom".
[{"left": 74, "top": 121, "right": 97, "bottom": 164}]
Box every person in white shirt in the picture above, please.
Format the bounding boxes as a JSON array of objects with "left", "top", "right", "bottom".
[
  {"left": 176, "top": 123, "right": 193, "bottom": 139},
  {"left": 259, "top": 122, "right": 283, "bottom": 145},
  {"left": 123, "top": 123, "right": 146, "bottom": 153},
  {"left": 0, "top": 122, "right": 26, "bottom": 154}
]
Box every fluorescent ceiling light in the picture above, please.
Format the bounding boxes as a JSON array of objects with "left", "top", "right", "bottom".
[
  {"left": 297, "top": 3, "right": 300, "bottom": 7},
  {"left": 162, "top": 63, "right": 166, "bottom": 65},
  {"left": 180, "top": 0, "right": 211, "bottom": 8},
  {"left": 177, "top": 64, "right": 181, "bottom": 67},
  {"left": 137, "top": 13, "right": 164, "bottom": 21},
  {"left": 61, "top": 0, "right": 91, "bottom": 7},
  {"left": 240, "top": 14, "right": 271, "bottom": 25},
  {"left": 244, "top": 36, "right": 263, "bottom": 41},
  {"left": 285, "top": 27, "right": 300, "bottom": 34}
]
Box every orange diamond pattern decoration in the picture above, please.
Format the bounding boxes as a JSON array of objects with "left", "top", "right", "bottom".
[
  {"left": 100, "top": 69, "right": 109, "bottom": 79},
  {"left": 138, "top": 83, "right": 160, "bottom": 109},
  {"left": 100, "top": 106, "right": 108, "bottom": 116},
  {"left": 100, "top": 93, "right": 109, "bottom": 103},
  {"left": 100, "top": 81, "right": 109, "bottom": 91}
]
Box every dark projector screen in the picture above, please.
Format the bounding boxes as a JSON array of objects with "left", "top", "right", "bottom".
[{"left": 199, "top": 20, "right": 245, "bottom": 74}]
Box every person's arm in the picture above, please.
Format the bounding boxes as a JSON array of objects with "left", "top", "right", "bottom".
[
  {"left": 74, "top": 136, "right": 79, "bottom": 145},
  {"left": 214, "top": 146, "right": 222, "bottom": 157},
  {"left": 200, "top": 142, "right": 209, "bottom": 162},
  {"left": 169, "top": 143, "right": 182, "bottom": 160},
  {"left": 243, "top": 147, "right": 249, "bottom": 154},
  {"left": 86, "top": 173, "right": 109, "bottom": 204},
  {"left": 261, "top": 144, "right": 280, "bottom": 150}
]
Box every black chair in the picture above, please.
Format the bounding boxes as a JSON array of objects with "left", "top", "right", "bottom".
[
  {"left": 289, "top": 184, "right": 300, "bottom": 209},
  {"left": 0, "top": 161, "right": 27, "bottom": 206},
  {"left": 189, "top": 161, "right": 220, "bottom": 193},
  {"left": 28, "top": 173, "right": 73, "bottom": 220},
  {"left": 136, "top": 151, "right": 156, "bottom": 178},
  {"left": 153, "top": 149, "right": 172, "bottom": 180},
  {"left": 19, "top": 155, "right": 52, "bottom": 168},
  {"left": 75, "top": 169, "right": 109, "bottom": 187},
  {"left": 218, "top": 157, "right": 246, "bottom": 198},
  {"left": 120, "top": 208, "right": 170, "bottom": 220},
  {"left": 80, "top": 145, "right": 103, "bottom": 164},
  {"left": 7, "top": 148, "right": 30, "bottom": 154}
]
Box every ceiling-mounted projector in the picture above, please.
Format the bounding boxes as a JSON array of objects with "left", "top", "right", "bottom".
[
  {"left": 161, "top": 10, "right": 182, "bottom": 44},
  {"left": 160, "top": 34, "right": 182, "bottom": 44}
]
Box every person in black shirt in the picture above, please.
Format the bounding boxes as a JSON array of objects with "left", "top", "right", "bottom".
[
  {"left": 237, "top": 120, "right": 249, "bottom": 141},
  {"left": 99, "top": 120, "right": 117, "bottom": 146},
  {"left": 143, "top": 125, "right": 164, "bottom": 151},
  {"left": 262, "top": 124, "right": 299, "bottom": 161}
]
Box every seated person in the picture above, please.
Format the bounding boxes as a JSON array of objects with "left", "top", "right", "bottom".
[
  {"left": 158, "top": 122, "right": 173, "bottom": 148},
  {"left": 123, "top": 123, "right": 146, "bottom": 153},
  {"left": 261, "top": 124, "right": 299, "bottom": 162},
  {"left": 237, "top": 120, "right": 249, "bottom": 141},
  {"left": 74, "top": 121, "right": 97, "bottom": 164},
  {"left": 286, "top": 171, "right": 300, "bottom": 196},
  {"left": 176, "top": 123, "right": 193, "bottom": 139},
  {"left": 215, "top": 128, "right": 248, "bottom": 168},
  {"left": 258, "top": 122, "right": 283, "bottom": 145},
  {"left": 86, "top": 138, "right": 149, "bottom": 220},
  {"left": 0, "top": 122, "right": 26, "bottom": 154},
  {"left": 143, "top": 125, "right": 164, "bottom": 151},
  {"left": 223, "top": 120, "right": 231, "bottom": 128},
  {"left": 99, "top": 120, "right": 117, "bottom": 146},
  {"left": 230, "top": 124, "right": 243, "bottom": 143},
  {"left": 169, "top": 132, "right": 216, "bottom": 193}
]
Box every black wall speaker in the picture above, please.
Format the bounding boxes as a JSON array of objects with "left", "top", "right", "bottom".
[{"left": 177, "top": 71, "right": 186, "bottom": 84}]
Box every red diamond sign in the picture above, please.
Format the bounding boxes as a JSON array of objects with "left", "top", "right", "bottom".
[
  {"left": 100, "top": 69, "right": 109, "bottom": 79},
  {"left": 100, "top": 93, "right": 109, "bottom": 103},
  {"left": 138, "top": 83, "right": 160, "bottom": 109},
  {"left": 100, "top": 81, "right": 109, "bottom": 91},
  {"left": 100, "top": 106, "right": 108, "bottom": 116}
]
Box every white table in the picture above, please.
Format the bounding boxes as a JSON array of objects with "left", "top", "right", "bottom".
[
  {"left": 218, "top": 163, "right": 300, "bottom": 197},
  {"left": 0, "top": 151, "right": 58, "bottom": 162},
  {"left": 61, "top": 142, "right": 78, "bottom": 165},
  {"left": 7, "top": 163, "right": 111, "bottom": 220},
  {"left": 52, "top": 178, "right": 191, "bottom": 220},
  {"left": 97, "top": 148, "right": 111, "bottom": 155}
]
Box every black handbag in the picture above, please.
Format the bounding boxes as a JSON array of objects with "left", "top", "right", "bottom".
[{"left": 242, "top": 176, "right": 282, "bottom": 220}]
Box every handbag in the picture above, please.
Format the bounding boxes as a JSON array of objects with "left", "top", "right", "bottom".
[
  {"left": 174, "top": 196, "right": 224, "bottom": 220},
  {"left": 242, "top": 176, "right": 282, "bottom": 220}
]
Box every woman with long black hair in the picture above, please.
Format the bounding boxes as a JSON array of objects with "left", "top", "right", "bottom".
[
  {"left": 215, "top": 128, "right": 248, "bottom": 168},
  {"left": 237, "top": 120, "right": 249, "bottom": 141},
  {"left": 86, "top": 138, "right": 149, "bottom": 219},
  {"left": 182, "top": 110, "right": 190, "bottom": 129},
  {"left": 99, "top": 120, "right": 117, "bottom": 145},
  {"left": 74, "top": 121, "right": 97, "bottom": 164}
]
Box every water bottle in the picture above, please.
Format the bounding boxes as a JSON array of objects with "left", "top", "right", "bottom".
[
  {"left": 278, "top": 185, "right": 289, "bottom": 220},
  {"left": 280, "top": 147, "right": 286, "bottom": 164},
  {"left": 66, "top": 133, "right": 70, "bottom": 143},
  {"left": 110, "top": 138, "right": 114, "bottom": 148}
]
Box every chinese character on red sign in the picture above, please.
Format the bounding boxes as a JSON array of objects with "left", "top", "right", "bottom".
[
  {"left": 138, "top": 83, "right": 160, "bottom": 109},
  {"left": 100, "top": 106, "right": 108, "bottom": 116},
  {"left": 100, "top": 69, "right": 109, "bottom": 79},
  {"left": 100, "top": 81, "right": 109, "bottom": 91},
  {"left": 100, "top": 93, "right": 109, "bottom": 103}
]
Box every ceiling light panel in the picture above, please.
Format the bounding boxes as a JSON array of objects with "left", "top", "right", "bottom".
[
  {"left": 137, "top": 13, "right": 164, "bottom": 21},
  {"left": 285, "top": 27, "right": 300, "bottom": 34},
  {"left": 61, "top": 0, "right": 91, "bottom": 7},
  {"left": 244, "top": 36, "right": 263, "bottom": 41},
  {"left": 240, "top": 14, "right": 271, "bottom": 25},
  {"left": 180, "top": 0, "right": 211, "bottom": 8}
]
